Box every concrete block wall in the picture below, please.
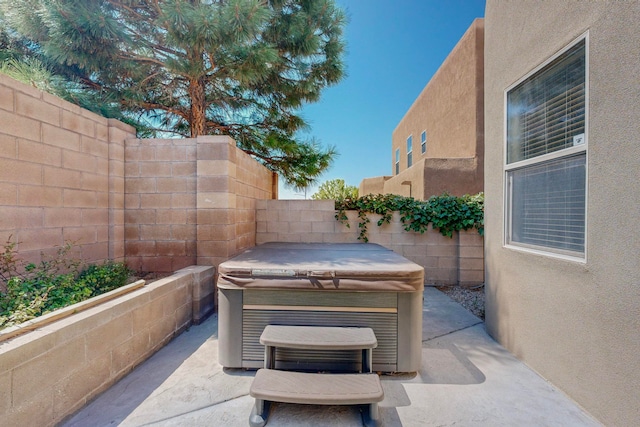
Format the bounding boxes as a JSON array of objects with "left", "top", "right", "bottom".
[
  {"left": 0, "top": 265, "right": 214, "bottom": 427},
  {"left": 256, "top": 199, "right": 484, "bottom": 285},
  {"left": 234, "top": 145, "right": 277, "bottom": 254},
  {"left": 0, "top": 75, "right": 136, "bottom": 267},
  {"left": 124, "top": 138, "right": 198, "bottom": 273},
  {"left": 0, "top": 76, "right": 276, "bottom": 277},
  {"left": 458, "top": 229, "right": 484, "bottom": 285},
  {"left": 195, "top": 136, "right": 276, "bottom": 267},
  {"left": 124, "top": 135, "right": 275, "bottom": 273}
]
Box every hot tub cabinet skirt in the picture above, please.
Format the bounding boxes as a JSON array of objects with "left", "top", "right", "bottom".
[{"left": 217, "top": 243, "right": 424, "bottom": 373}]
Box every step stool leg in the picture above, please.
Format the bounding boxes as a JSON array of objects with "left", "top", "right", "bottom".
[
  {"left": 249, "top": 398, "right": 269, "bottom": 427},
  {"left": 264, "top": 345, "right": 276, "bottom": 369},
  {"left": 362, "top": 348, "right": 373, "bottom": 373},
  {"left": 362, "top": 402, "right": 380, "bottom": 427}
]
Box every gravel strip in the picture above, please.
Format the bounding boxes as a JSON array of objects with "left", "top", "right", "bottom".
[{"left": 435, "top": 284, "right": 485, "bottom": 321}]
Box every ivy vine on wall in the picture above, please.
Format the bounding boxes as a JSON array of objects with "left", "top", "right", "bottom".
[{"left": 335, "top": 192, "right": 484, "bottom": 242}]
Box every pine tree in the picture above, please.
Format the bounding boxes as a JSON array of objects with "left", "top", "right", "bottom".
[{"left": 0, "top": 0, "right": 346, "bottom": 189}]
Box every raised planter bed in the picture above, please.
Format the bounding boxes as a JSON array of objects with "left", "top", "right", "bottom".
[{"left": 0, "top": 265, "right": 215, "bottom": 427}]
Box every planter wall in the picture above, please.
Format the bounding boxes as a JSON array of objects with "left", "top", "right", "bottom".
[{"left": 0, "top": 265, "right": 214, "bottom": 427}]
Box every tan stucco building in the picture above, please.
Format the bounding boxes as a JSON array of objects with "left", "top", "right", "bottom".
[
  {"left": 484, "top": 1, "right": 640, "bottom": 426},
  {"left": 360, "top": 18, "right": 484, "bottom": 199}
]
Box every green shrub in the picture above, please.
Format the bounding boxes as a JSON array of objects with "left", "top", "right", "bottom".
[
  {"left": 335, "top": 192, "right": 484, "bottom": 242},
  {"left": 0, "top": 238, "right": 131, "bottom": 329}
]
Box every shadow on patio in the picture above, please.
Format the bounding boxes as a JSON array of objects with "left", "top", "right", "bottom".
[{"left": 61, "top": 288, "right": 600, "bottom": 427}]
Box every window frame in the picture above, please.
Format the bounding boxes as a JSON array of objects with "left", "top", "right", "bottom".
[
  {"left": 395, "top": 148, "right": 400, "bottom": 175},
  {"left": 407, "top": 135, "right": 413, "bottom": 167},
  {"left": 421, "top": 130, "right": 427, "bottom": 154},
  {"left": 503, "top": 33, "right": 589, "bottom": 262}
]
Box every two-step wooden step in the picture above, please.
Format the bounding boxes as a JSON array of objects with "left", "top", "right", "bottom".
[
  {"left": 249, "top": 325, "right": 384, "bottom": 427},
  {"left": 259, "top": 325, "right": 379, "bottom": 371}
]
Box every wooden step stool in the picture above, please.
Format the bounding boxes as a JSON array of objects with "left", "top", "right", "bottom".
[{"left": 249, "top": 325, "right": 384, "bottom": 427}]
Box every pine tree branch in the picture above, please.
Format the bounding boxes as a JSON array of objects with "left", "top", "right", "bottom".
[
  {"left": 239, "top": 147, "right": 285, "bottom": 164},
  {"left": 116, "top": 53, "right": 166, "bottom": 68},
  {"left": 135, "top": 101, "right": 189, "bottom": 121},
  {"left": 106, "top": 0, "right": 152, "bottom": 21}
]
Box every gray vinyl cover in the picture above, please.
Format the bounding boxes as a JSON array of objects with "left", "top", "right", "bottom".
[{"left": 217, "top": 242, "right": 424, "bottom": 292}]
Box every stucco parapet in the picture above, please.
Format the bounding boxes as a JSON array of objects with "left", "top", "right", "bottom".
[{"left": 423, "top": 157, "right": 478, "bottom": 172}]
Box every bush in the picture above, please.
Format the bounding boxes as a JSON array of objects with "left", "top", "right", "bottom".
[
  {"left": 0, "top": 238, "right": 131, "bottom": 329},
  {"left": 335, "top": 192, "right": 484, "bottom": 242}
]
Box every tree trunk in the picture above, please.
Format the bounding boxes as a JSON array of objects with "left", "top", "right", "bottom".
[{"left": 188, "top": 77, "right": 206, "bottom": 137}]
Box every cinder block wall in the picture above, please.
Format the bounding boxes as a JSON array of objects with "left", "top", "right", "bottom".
[
  {"left": 195, "top": 136, "right": 276, "bottom": 268},
  {"left": 121, "top": 136, "right": 277, "bottom": 273},
  {"left": 0, "top": 266, "right": 214, "bottom": 427},
  {"left": 125, "top": 138, "right": 198, "bottom": 273},
  {"left": 256, "top": 199, "right": 484, "bottom": 285},
  {"left": 0, "top": 76, "right": 276, "bottom": 276},
  {"left": 0, "top": 75, "right": 136, "bottom": 267}
]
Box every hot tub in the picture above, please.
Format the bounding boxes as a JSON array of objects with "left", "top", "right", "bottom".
[{"left": 217, "top": 242, "right": 424, "bottom": 373}]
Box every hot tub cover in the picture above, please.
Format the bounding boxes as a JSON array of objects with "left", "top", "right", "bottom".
[{"left": 217, "top": 242, "right": 424, "bottom": 292}]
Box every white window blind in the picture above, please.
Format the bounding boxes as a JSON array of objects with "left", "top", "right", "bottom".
[
  {"left": 508, "top": 154, "right": 586, "bottom": 253},
  {"left": 507, "top": 40, "right": 586, "bottom": 164},
  {"left": 505, "top": 37, "right": 587, "bottom": 258}
]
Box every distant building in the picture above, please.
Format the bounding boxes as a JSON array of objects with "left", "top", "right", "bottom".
[{"left": 359, "top": 18, "right": 484, "bottom": 199}]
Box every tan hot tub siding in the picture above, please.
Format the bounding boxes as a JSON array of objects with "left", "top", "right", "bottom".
[{"left": 484, "top": 1, "right": 640, "bottom": 426}]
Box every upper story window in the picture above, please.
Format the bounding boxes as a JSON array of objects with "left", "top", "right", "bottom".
[
  {"left": 505, "top": 36, "right": 587, "bottom": 260},
  {"left": 395, "top": 148, "right": 400, "bottom": 175},
  {"left": 407, "top": 135, "right": 413, "bottom": 167},
  {"left": 421, "top": 131, "right": 427, "bottom": 154}
]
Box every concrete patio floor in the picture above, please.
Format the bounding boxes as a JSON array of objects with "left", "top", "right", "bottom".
[{"left": 61, "top": 288, "right": 601, "bottom": 426}]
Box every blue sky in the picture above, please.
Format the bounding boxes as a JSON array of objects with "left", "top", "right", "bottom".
[{"left": 279, "top": 0, "right": 486, "bottom": 199}]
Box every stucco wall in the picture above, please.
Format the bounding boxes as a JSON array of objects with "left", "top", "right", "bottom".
[
  {"left": 381, "top": 157, "right": 482, "bottom": 199},
  {"left": 484, "top": 1, "right": 640, "bottom": 426},
  {"left": 389, "top": 18, "right": 484, "bottom": 197},
  {"left": 362, "top": 18, "right": 484, "bottom": 200},
  {"left": 358, "top": 175, "right": 391, "bottom": 197},
  {"left": 0, "top": 74, "right": 136, "bottom": 267}
]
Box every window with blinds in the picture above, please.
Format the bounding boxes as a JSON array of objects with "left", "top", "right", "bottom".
[
  {"left": 507, "top": 40, "right": 586, "bottom": 164},
  {"left": 508, "top": 155, "right": 586, "bottom": 253},
  {"left": 505, "top": 36, "right": 587, "bottom": 258}
]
